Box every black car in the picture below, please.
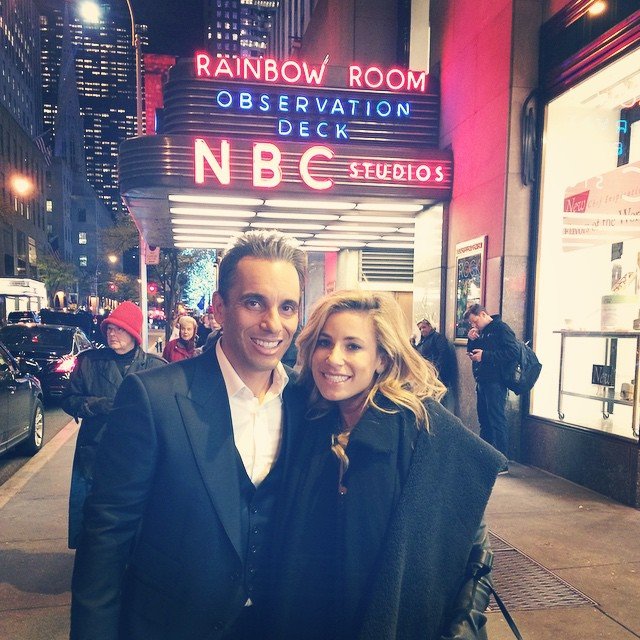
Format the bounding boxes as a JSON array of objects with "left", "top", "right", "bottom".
[
  {"left": 0, "top": 341, "right": 44, "bottom": 457},
  {"left": 7, "top": 310, "right": 40, "bottom": 324},
  {"left": 0, "top": 323, "right": 94, "bottom": 402}
]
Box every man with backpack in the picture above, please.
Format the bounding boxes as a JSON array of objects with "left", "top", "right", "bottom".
[{"left": 464, "top": 304, "right": 519, "bottom": 472}]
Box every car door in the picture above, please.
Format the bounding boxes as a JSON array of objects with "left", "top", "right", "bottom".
[
  {"left": 0, "top": 349, "right": 9, "bottom": 447},
  {"left": 1, "top": 345, "right": 33, "bottom": 443}
]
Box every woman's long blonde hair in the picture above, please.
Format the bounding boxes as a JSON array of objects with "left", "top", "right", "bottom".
[{"left": 296, "top": 290, "right": 446, "bottom": 431}]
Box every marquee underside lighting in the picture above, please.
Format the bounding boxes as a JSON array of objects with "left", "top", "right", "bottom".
[{"left": 127, "top": 192, "right": 430, "bottom": 251}]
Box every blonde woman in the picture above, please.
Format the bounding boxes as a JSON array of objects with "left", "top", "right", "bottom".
[
  {"left": 268, "top": 290, "right": 505, "bottom": 640},
  {"left": 162, "top": 315, "right": 198, "bottom": 362}
]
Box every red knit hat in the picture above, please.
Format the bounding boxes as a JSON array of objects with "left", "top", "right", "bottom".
[{"left": 101, "top": 301, "right": 143, "bottom": 345}]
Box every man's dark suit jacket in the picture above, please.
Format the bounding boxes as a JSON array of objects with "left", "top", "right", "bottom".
[{"left": 70, "top": 346, "right": 304, "bottom": 640}]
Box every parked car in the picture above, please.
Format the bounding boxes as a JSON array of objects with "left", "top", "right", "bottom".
[
  {"left": 40, "top": 308, "right": 104, "bottom": 346},
  {"left": 7, "top": 310, "right": 40, "bottom": 324},
  {"left": 0, "top": 341, "right": 44, "bottom": 457},
  {"left": 0, "top": 323, "right": 94, "bottom": 402}
]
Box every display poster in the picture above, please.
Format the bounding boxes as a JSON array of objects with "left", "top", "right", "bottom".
[
  {"left": 454, "top": 236, "right": 486, "bottom": 342},
  {"left": 563, "top": 160, "right": 640, "bottom": 252}
]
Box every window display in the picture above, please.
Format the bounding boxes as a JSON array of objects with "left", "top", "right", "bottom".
[{"left": 532, "top": 47, "right": 640, "bottom": 440}]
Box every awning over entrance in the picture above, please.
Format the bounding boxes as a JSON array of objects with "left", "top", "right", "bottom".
[{"left": 119, "top": 57, "right": 453, "bottom": 250}]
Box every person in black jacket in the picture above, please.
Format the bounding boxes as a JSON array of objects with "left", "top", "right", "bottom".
[
  {"left": 412, "top": 315, "right": 457, "bottom": 411},
  {"left": 268, "top": 290, "right": 504, "bottom": 640},
  {"left": 464, "top": 304, "right": 519, "bottom": 467},
  {"left": 62, "top": 301, "right": 166, "bottom": 549}
]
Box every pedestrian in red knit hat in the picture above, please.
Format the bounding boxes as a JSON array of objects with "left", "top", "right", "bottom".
[
  {"left": 62, "top": 300, "right": 166, "bottom": 549},
  {"left": 100, "top": 300, "right": 143, "bottom": 345}
]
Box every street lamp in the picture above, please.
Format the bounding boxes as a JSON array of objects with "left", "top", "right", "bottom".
[{"left": 9, "top": 174, "right": 35, "bottom": 198}]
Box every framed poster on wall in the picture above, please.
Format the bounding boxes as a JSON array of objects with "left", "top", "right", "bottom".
[{"left": 454, "top": 236, "right": 486, "bottom": 343}]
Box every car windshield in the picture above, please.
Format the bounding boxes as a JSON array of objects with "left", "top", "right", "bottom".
[{"left": 0, "top": 326, "right": 73, "bottom": 351}]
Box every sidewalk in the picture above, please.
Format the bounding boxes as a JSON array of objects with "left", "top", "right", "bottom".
[{"left": 0, "top": 423, "right": 638, "bottom": 639}]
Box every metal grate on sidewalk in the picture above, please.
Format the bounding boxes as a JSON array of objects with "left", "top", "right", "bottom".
[{"left": 487, "top": 531, "right": 597, "bottom": 611}]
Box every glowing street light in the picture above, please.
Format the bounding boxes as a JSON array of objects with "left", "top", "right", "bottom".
[
  {"left": 78, "top": 1, "right": 101, "bottom": 23},
  {"left": 10, "top": 175, "right": 35, "bottom": 198}
]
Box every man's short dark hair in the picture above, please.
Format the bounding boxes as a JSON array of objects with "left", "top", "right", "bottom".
[
  {"left": 463, "top": 303, "right": 486, "bottom": 321},
  {"left": 217, "top": 231, "right": 307, "bottom": 301}
]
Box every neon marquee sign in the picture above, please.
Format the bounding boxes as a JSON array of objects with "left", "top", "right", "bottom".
[
  {"left": 195, "top": 53, "right": 429, "bottom": 93},
  {"left": 214, "top": 89, "right": 411, "bottom": 141},
  {"left": 193, "top": 54, "right": 434, "bottom": 143},
  {"left": 193, "top": 139, "right": 447, "bottom": 192}
]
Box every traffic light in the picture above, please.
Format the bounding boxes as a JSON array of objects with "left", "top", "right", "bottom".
[
  {"left": 108, "top": 282, "right": 117, "bottom": 292},
  {"left": 148, "top": 282, "right": 158, "bottom": 295}
]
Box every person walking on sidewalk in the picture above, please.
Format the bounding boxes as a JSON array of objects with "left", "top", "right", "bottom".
[
  {"left": 62, "top": 301, "right": 166, "bottom": 549},
  {"left": 412, "top": 314, "right": 457, "bottom": 412},
  {"left": 70, "top": 232, "right": 306, "bottom": 640},
  {"left": 464, "top": 303, "right": 519, "bottom": 467}
]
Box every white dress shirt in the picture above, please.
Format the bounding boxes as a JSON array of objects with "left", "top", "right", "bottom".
[{"left": 216, "top": 340, "right": 289, "bottom": 487}]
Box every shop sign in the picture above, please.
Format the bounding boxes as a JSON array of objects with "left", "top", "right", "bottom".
[
  {"left": 195, "top": 54, "right": 429, "bottom": 93},
  {"left": 563, "top": 160, "right": 640, "bottom": 251},
  {"left": 193, "top": 138, "right": 450, "bottom": 193}
]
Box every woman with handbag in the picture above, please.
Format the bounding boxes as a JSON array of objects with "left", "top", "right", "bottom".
[{"left": 267, "top": 290, "right": 505, "bottom": 640}]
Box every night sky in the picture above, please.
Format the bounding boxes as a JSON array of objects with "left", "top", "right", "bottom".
[{"left": 135, "top": 0, "right": 203, "bottom": 57}]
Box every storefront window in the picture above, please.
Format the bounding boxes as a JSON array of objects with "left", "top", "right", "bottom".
[{"left": 532, "top": 47, "right": 640, "bottom": 440}]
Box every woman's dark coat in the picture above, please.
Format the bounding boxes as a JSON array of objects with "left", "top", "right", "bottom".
[
  {"left": 62, "top": 347, "right": 166, "bottom": 548},
  {"left": 269, "top": 397, "right": 505, "bottom": 639}
]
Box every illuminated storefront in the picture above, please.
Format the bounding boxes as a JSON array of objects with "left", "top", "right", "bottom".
[{"left": 526, "top": 4, "right": 640, "bottom": 505}]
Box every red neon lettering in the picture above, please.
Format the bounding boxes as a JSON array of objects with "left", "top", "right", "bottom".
[
  {"left": 300, "top": 146, "right": 334, "bottom": 191},
  {"left": 386, "top": 68, "right": 406, "bottom": 91},
  {"left": 302, "top": 61, "right": 327, "bottom": 86},
  {"left": 348, "top": 159, "right": 446, "bottom": 186},
  {"left": 348, "top": 65, "right": 363, "bottom": 88},
  {"left": 243, "top": 58, "right": 261, "bottom": 81},
  {"left": 195, "top": 53, "right": 211, "bottom": 77},
  {"left": 281, "top": 60, "right": 302, "bottom": 83},
  {"left": 406, "top": 70, "right": 427, "bottom": 92},
  {"left": 264, "top": 59, "right": 278, "bottom": 82},
  {"left": 364, "top": 67, "right": 384, "bottom": 89},
  {"left": 214, "top": 58, "right": 234, "bottom": 79},
  {"left": 194, "top": 138, "right": 231, "bottom": 185},
  {"left": 253, "top": 143, "right": 282, "bottom": 188}
]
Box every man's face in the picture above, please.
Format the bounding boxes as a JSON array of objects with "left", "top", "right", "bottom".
[
  {"left": 468, "top": 311, "right": 492, "bottom": 332},
  {"left": 418, "top": 321, "right": 433, "bottom": 337},
  {"left": 213, "top": 258, "right": 300, "bottom": 389}
]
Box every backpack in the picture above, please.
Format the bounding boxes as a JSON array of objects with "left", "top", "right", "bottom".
[{"left": 503, "top": 340, "right": 542, "bottom": 395}]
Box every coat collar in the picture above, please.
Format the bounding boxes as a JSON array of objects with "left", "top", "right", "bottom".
[
  {"left": 176, "top": 349, "right": 304, "bottom": 562},
  {"left": 175, "top": 349, "right": 243, "bottom": 560}
]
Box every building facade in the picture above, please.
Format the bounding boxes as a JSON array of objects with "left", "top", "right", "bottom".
[
  {"left": 39, "top": 0, "right": 146, "bottom": 217},
  {"left": 271, "top": 0, "right": 640, "bottom": 506},
  {"left": 0, "top": 0, "right": 49, "bottom": 281},
  {"left": 205, "top": 0, "right": 278, "bottom": 58}
]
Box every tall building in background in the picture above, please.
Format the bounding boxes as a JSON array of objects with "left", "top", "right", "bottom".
[
  {"left": 205, "top": 0, "right": 278, "bottom": 58},
  {"left": 39, "top": 0, "right": 147, "bottom": 217},
  {"left": 268, "top": 0, "right": 315, "bottom": 59},
  {"left": 45, "top": 2, "right": 113, "bottom": 304},
  {"left": 0, "top": 0, "right": 49, "bottom": 282}
]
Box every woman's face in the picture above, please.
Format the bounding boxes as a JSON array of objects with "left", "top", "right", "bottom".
[
  {"left": 179, "top": 320, "right": 195, "bottom": 341},
  {"left": 311, "top": 310, "right": 383, "bottom": 409}
]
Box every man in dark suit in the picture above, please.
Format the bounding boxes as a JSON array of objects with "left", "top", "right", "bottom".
[{"left": 70, "top": 232, "right": 307, "bottom": 640}]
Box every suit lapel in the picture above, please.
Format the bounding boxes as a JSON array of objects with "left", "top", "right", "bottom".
[{"left": 176, "top": 351, "right": 244, "bottom": 561}]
